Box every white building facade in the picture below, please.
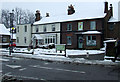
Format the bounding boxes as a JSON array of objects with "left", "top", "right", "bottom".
[
  {"left": 32, "top": 23, "right": 61, "bottom": 46},
  {"left": 16, "top": 24, "right": 32, "bottom": 47}
]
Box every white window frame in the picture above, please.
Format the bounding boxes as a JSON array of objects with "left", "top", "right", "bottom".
[
  {"left": 90, "top": 21, "right": 96, "bottom": 30},
  {"left": 86, "top": 36, "right": 96, "bottom": 46},
  {"left": 67, "top": 36, "right": 72, "bottom": 45}
]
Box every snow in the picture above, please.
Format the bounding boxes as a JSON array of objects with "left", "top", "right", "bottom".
[
  {"left": 1, "top": 48, "right": 119, "bottom": 66},
  {"left": 33, "top": 34, "right": 43, "bottom": 39},
  {"left": 82, "top": 31, "right": 102, "bottom": 34},
  {"left": 108, "top": 17, "right": 120, "bottom": 22},
  {"left": 0, "top": 24, "right": 10, "bottom": 35},
  {"left": 104, "top": 40, "right": 116, "bottom": 43},
  {"left": 33, "top": 2, "right": 106, "bottom": 25}
]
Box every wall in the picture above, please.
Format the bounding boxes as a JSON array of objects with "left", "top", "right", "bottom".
[{"left": 16, "top": 24, "right": 32, "bottom": 47}]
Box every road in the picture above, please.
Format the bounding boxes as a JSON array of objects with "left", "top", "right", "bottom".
[{"left": 1, "top": 56, "right": 120, "bottom": 81}]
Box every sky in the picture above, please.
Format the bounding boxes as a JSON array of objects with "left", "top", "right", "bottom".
[{"left": 0, "top": 0, "right": 120, "bottom": 19}]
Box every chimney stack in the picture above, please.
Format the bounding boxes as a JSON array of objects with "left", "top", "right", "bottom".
[
  {"left": 68, "top": 4, "right": 75, "bottom": 15},
  {"left": 110, "top": 4, "right": 113, "bottom": 17},
  {"left": 104, "top": 1, "right": 108, "bottom": 13},
  {"left": 35, "top": 10, "right": 41, "bottom": 21},
  {"left": 46, "top": 13, "right": 49, "bottom": 17}
]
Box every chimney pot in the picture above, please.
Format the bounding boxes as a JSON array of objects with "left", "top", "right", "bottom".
[
  {"left": 35, "top": 10, "right": 41, "bottom": 21},
  {"left": 46, "top": 13, "right": 49, "bottom": 17},
  {"left": 104, "top": 1, "right": 108, "bottom": 13}
]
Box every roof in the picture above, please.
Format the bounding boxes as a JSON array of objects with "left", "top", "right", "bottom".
[
  {"left": 33, "top": 2, "right": 106, "bottom": 25},
  {"left": 108, "top": 17, "right": 120, "bottom": 22},
  {"left": 0, "top": 24, "right": 10, "bottom": 35},
  {"left": 82, "top": 31, "right": 102, "bottom": 34},
  {"left": 33, "top": 34, "right": 43, "bottom": 39},
  {"left": 76, "top": 31, "right": 102, "bottom": 35}
]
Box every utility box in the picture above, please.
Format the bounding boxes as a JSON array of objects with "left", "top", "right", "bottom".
[{"left": 104, "top": 40, "right": 116, "bottom": 56}]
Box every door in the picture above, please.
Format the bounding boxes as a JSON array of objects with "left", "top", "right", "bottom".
[{"left": 78, "top": 36, "right": 83, "bottom": 49}]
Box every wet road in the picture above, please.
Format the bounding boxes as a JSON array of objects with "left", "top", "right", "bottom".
[{"left": 1, "top": 56, "right": 120, "bottom": 81}]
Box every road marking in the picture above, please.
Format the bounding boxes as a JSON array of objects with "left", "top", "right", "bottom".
[
  {"left": 6, "top": 65, "right": 21, "bottom": 69},
  {"left": 6, "top": 74, "right": 39, "bottom": 80},
  {"left": 19, "top": 68, "right": 26, "bottom": 71},
  {"left": 12, "top": 57, "right": 21, "bottom": 60},
  {"left": 30, "top": 65, "right": 86, "bottom": 74}
]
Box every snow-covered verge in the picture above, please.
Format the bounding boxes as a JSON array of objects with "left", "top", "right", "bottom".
[
  {"left": 12, "top": 48, "right": 105, "bottom": 56},
  {"left": 0, "top": 48, "right": 119, "bottom": 66}
]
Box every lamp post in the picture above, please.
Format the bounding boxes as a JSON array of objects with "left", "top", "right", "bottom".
[{"left": 9, "top": 9, "right": 14, "bottom": 55}]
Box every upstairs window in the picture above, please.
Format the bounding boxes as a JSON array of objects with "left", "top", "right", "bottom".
[
  {"left": 52, "top": 24, "right": 55, "bottom": 31},
  {"left": 17, "top": 26, "right": 19, "bottom": 33},
  {"left": 109, "top": 23, "right": 114, "bottom": 30},
  {"left": 36, "top": 26, "right": 39, "bottom": 32},
  {"left": 90, "top": 21, "right": 96, "bottom": 30},
  {"left": 43, "top": 25, "right": 47, "bottom": 32},
  {"left": 25, "top": 25, "right": 27, "bottom": 32},
  {"left": 78, "top": 22, "right": 83, "bottom": 30},
  {"left": 67, "top": 23, "right": 72, "bottom": 31}
]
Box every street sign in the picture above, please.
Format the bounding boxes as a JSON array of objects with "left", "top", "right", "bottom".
[{"left": 56, "top": 44, "right": 66, "bottom": 51}]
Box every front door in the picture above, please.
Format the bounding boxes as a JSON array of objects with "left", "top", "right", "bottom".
[{"left": 78, "top": 36, "right": 83, "bottom": 49}]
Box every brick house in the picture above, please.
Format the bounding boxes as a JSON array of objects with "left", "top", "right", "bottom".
[{"left": 33, "top": 1, "right": 113, "bottom": 49}]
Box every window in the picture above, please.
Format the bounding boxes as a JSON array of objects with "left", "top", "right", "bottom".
[
  {"left": 109, "top": 23, "right": 114, "bottom": 30},
  {"left": 44, "top": 35, "right": 56, "bottom": 44},
  {"left": 44, "top": 26, "right": 47, "bottom": 32},
  {"left": 17, "top": 37, "right": 19, "bottom": 43},
  {"left": 2, "top": 37, "right": 7, "bottom": 42},
  {"left": 86, "top": 36, "right": 96, "bottom": 46},
  {"left": 78, "top": 22, "right": 83, "bottom": 30},
  {"left": 17, "top": 26, "right": 19, "bottom": 33},
  {"left": 67, "top": 36, "right": 72, "bottom": 45},
  {"left": 52, "top": 24, "right": 55, "bottom": 31},
  {"left": 36, "top": 26, "right": 39, "bottom": 32},
  {"left": 67, "top": 23, "right": 72, "bottom": 31},
  {"left": 90, "top": 21, "right": 96, "bottom": 30},
  {"left": 24, "top": 37, "right": 27, "bottom": 43},
  {"left": 25, "top": 25, "right": 27, "bottom": 32}
]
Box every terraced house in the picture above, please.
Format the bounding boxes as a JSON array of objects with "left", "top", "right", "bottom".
[{"left": 32, "top": 1, "right": 114, "bottom": 49}]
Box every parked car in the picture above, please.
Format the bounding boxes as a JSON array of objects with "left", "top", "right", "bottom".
[{"left": 38, "top": 43, "right": 55, "bottom": 49}]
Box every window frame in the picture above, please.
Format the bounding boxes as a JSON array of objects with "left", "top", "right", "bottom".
[
  {"left": 67, "top": 36, "right": 72, "bottom": 45},
  {"left": 90, "top": 21, "right": 96, "bottom": 30},
  {"left": 67, "top": 23, "right": 72, "bottom": 31},
  {"left": 86, "top": 36, "right": 96, "bottom": 46}
]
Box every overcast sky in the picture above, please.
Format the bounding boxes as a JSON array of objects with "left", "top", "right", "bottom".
[{"left": 0, "top": 0, "right": 120, "bottom": 17}]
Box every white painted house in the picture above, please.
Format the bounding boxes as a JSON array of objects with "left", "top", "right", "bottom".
[{"left": 16, "top": 24, "right": 32, "bottom": 47}]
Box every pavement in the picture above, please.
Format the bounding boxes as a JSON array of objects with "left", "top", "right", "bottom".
[{"left": 0, "top": 50, "right": 120, "bottom": 66}]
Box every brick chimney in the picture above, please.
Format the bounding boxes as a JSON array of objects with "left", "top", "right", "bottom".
[
  {"left": 67, "top": 4, "right": 75, "bottom": 15},
  {"left": 35, "top": 10, "right": 41, "bottom": 21},
  {"left": 104, "top": 1, "right": 108, "bottom": 13},
  {"left": 46, "top": 13, "right": 49, "bottom": 17},
  {"left": 110, "top": 4, "right": 113, "bottom": 17}
]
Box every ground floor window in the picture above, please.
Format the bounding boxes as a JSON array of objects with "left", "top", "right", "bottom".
[
  {"left": 86, "top": 36, "right": 96, "bottom": 46},
  {"left": 67, "top": 36, "right": 72, "bottom": 45},
  {"left": 44, "top": 35, "right": 56, "bottom": 44},
  {"left": 2, "top": 37, "right": 7, "bottom": 42}
]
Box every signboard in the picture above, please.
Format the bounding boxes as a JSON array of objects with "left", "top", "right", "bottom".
[
  {"left": 55, "top": 44, "right": 66, "bottom": 57},
  {"left": 55, "top": 44, "right": 66, "bottom": 51}
]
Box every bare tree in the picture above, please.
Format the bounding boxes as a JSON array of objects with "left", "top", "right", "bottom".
[
  {"left": 1, "top": 9, "right": 10, "bottom": 28},
  {"left": 1, "top": 7, "right": 35, "bottom": 28}
]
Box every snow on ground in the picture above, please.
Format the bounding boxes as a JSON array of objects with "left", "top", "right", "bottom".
[
  {"left": 0, "top": 48, "right": 119, "bottom": 66},
  {"left": 12, "top": 48, "right": 105, "bottom": 56}
]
